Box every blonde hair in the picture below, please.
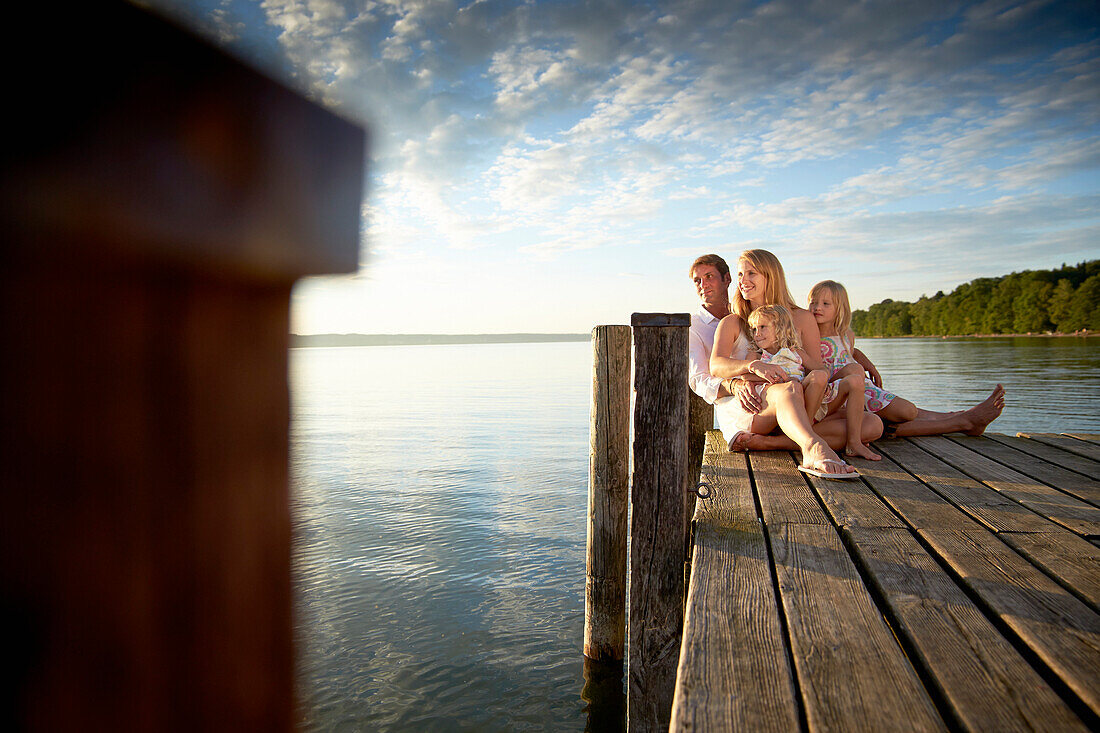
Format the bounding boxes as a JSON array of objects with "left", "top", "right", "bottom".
[
  {"left": 748, "top": 304, "right": 802, "bottom": 352},
  {"left": 808, "top": 280, "right": 852, "bottom": 335},
  {"left": 733, "top": 249, "right": 798, "bottom": 321}
]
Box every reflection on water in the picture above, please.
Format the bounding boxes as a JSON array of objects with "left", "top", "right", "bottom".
[{"left": 290, "top": 337, "right": 1098, "bottom": 731}]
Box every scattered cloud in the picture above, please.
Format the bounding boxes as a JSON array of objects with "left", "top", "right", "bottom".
[{"left": 148, "top": 0, "right": 1100, "bottom": 332}]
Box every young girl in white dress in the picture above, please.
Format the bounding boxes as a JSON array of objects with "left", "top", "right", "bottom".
[
  {"left": 751, "top": 303, "right": 882, "bottom": 461},
  {"left": 744, "top": 305, "right": 828, "bottom": 423}
]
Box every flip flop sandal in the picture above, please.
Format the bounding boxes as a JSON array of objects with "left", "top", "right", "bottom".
[{"left": 798, "top": 458, "right": 860, "bottom": 480}]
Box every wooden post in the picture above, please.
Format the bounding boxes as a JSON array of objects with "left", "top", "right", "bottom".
[
  {"left": 686, "top": 391, "right": 713, "bottom": 557},
  {"left": 0, "top": 3, "right": 363, "bottom": 731},
  {"left": 585, "top": 325, "right": 631, "bottom": 661},
  {"left": 629, "top": 313, "right": 691, "bottom": 731}
]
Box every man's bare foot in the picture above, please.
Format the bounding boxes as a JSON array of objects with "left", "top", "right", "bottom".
[
  {"left": 962, "top": 384, "right": 1006, "bottom": 436},
  {"left": 846, "top": 443, "right": 882, "bottom": 461}
]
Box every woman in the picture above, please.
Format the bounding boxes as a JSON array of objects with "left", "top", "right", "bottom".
[{"left": 710, "top": 250, "right": 881, "bottom": 477}]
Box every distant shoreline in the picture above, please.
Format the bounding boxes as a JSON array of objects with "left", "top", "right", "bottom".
[
  {"left": 863, "top": 331, "right": 1095, "bottom": 339},
  {"left": 290, "top": 333, "right": 590, "bottom": 348}
]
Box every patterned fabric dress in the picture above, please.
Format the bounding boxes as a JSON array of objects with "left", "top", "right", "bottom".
[{"left": 819, "top": 334, "right": 897, "bottom": 413}]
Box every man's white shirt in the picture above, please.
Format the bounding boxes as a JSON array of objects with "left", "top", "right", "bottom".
[{"left": 689, "top": 305, "right": 724, "bottom": 404}]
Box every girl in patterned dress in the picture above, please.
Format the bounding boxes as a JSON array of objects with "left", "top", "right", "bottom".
[
  {"left": 809, "top": 279, "right": 1007, "bottom": 440},
  {"left": 809, "top": 281, "right": 912, "bottom": 448}
]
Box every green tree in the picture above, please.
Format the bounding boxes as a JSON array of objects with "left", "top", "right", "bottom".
[
  {"left": 1048, "top": 278, "right": 1076, "bottom": 331},
  {"left": 1064, "top": 274, "right": 1100, "bottom": 331},
  {"left": 1012, "top": 274, "right": 1053, "bottom": 333}
]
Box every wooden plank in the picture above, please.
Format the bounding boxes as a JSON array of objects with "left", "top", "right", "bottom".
[
  {"left": 912, "top": 436, "right": 1100, "bottom": 538},
  {"left": 671, "top": 432, "right": 799, "bottom": 732},
  {"left": 585, "top": 325, "right": 631, "bottom": 661},
  {"left": 750, "top": 450, "right": 830, "bottom": 527},
  {"left": 876, "top": 439, "right": 1057, "bottom": 535},
  {"left": 947, "top": 435, "right": 1100, "bottom": 508},
  {"left": 845, "top": 453, "right": 965, "bottom": 530},
  {"left": 917, "top": 524, "right": 1100, "bottom": 717},
  {"left": 1066, "top": 434, "right": 1100, "bottom": 445},
  {"left": 768, "top": 522, "right": 944, "bottom": 731},
  {"left": 1018, "top": 433, "right": 1100, "bottom": 463},
  {"left": 802, "top": 457, "right": 910, "bottom": 531},
  {"left": 629, "top": 317, "right": 690, "bottom": 731},
  {"left": 998, "top": 531, "right": 1100, "bottom": 613},
  {"left": 847, "top": 527, "right": 1088, "bottom": 732},
  {"left": 986, "top": 433, "right": 1100, "bottom": 481},
  {"left": 862, "top": 452, "right": 1100, "bottom": 717}
]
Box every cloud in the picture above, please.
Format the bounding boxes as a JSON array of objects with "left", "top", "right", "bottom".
[{"left": 148, "top": 0, "right": 1100, "bottom": 331}]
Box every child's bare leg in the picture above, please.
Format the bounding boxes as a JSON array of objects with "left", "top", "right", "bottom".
[
  {"left": 802, "top": 370, "right": 828, "bottom": 421},
  {"left": 842, "top": 375, "right": 880, "bottom": 460},
  {"left": 812, "top": 411, "right": 883, "bottom": 451},
  {"left": 877, "top": 397, "right": 918, "bottom": 424},
  {"left": 832, "top": 362, "right": 861, "bottom": 379}
]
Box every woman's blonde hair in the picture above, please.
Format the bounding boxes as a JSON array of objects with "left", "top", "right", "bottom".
[
  {"left": 748, "top": 304, "right": 802, "bottom": 352},
  {"left": 808, "top": 280, "right": 852, "bottom": 335},
  {"left": 733, "top": 249, "right": 798, "bottom": 321}
]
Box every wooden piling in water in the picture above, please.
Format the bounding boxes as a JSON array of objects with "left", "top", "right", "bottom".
[
  {"left": 628, "top": 313, "right": 692, "bottom": 731},
  {"left": 585, "top": 325, "right": 631, "bottom": 662}
]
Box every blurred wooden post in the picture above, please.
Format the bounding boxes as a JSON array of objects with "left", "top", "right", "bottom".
[
  {"left": 628, "top": 313, "right": 691, "bottom": 732},
  {"left": 585, "top": 325, "right": 632, "bottom": 662},
  {"left": 0, "top": 3, "right": 364, "bottom": 731}
]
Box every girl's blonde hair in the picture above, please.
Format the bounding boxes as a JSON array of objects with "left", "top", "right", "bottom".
[
  {"left": 748, "top": 304, "right": 802, "bottom": 352},
  {"left": 808, "top": 280, "right": 852, "bottom": 334},
  {"left": 733, "top": 249, "right": 798, "bottom": 321}
]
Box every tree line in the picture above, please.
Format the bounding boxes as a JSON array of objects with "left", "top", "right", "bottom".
[{"left": 851, "top": 260, "right": 1099, "bottom": 337}]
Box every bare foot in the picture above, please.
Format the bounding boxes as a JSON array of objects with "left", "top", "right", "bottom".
[
  {"left": 846, "top": 443, "right": 882, "bottom": 461},
  {"left": 962, "top": 384, "right": 1006, "bottom": 436}
]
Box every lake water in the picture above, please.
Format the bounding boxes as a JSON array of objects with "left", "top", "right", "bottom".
[{"left": 290, "top": 337, "right": 1099, "bottom": 731}]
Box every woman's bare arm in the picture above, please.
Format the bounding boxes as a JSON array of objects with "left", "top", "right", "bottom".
[{"left": 709, "top": 315, "right": 756, "bottom": 378}]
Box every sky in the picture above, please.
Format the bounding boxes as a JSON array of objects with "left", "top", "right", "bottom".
[{"left": 148, "top": 0, "right": 1100, "bottom": 334}]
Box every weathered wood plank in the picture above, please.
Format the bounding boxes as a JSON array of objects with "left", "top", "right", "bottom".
[
  {"left": 946, "top": 435, "right": 1100, "bottom": 508},
  {"left": 845, "top": 454, "right": 966, "bottom": 530},
  {"left": 629, "top": 317, "right": 690, "bottom": 731},
  {"left": 1066, "top": 434, "right": 1100, "bottom": 445},
  {"left": 769, "top": 523, "right": 945, "bottom": 731},
  {"left": 751, "top": 450, "right": 829, "bottom": 527},
  {"left": 802, "top": 456, "right": 909, "bottom": 531},
  {"left": 585, "top": 325, "right": 631, "bottom": 661},
  {"left": 671, "top": 432, "right": 799, "bottom": 732},
  {"left": 861, "top": 452, "right": 1100, "bottom": 716},
  {"left": 913, "top": 436, "right": 1100, "bottom": 538},
  {"left": 877, "top": 439, "right": 1058, "bottom": 535},
  {"left": 846, "top": 527, "right": 1088, "bottom": 732},
  {"left": 917, "top": 524, "right": 1100, "bottom": 717},
  {"left": 985, "top": 433, "right": 1100, "bottom": 480},
  {"left": 997, "top": 531, "right": 1100, "bottom": 613},
  {"left": 1018, "top": 433, "right": 1100, "bottom": 463}
]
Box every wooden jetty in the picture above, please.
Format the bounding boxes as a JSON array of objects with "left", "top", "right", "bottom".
[
  {"left": 585, "top": 315, "right": 1100, "bottom": 731},
  {"left": 673, "top": 430, "right": 1100, "bottom": 732}
]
